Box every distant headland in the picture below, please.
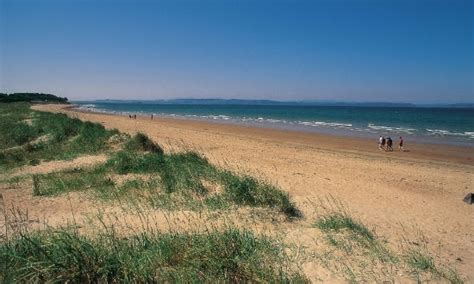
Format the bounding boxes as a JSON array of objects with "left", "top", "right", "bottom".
[{"left": 0, "top": 93, "right": 68, "bottom": 104}]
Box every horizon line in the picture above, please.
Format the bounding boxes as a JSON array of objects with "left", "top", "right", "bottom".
[{"left": 71, "top": 98, "right": 474, "bottom": 107}]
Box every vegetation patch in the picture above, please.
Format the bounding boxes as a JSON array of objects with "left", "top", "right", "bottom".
[
  {"left": 124, "top": 132, "right": 164, "bottom": 154},
  {"left": 315, "top": 212, "right": 374, "bottom": 243},
  {"left": 0, "top": 103, "right": 119, "bottom": 170},
  {"left": 313, "top": 200, "right": 463, "bottom": 283},
  {"left": 0, "top": 228, "right": 305, "bottom": 283},
  {"left": 405, "top": 248, "right": 437, "bottom": 272},
  {"left": 33, "top": 144, "right": 301, "bottom": 218},
  {"left": 32, "top": 167, "right": 114, "bottom": 197},
  {"left": 401, "top": 236, "right": 464, "bottom": 283}
]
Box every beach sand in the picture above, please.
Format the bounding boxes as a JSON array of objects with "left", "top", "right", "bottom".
[{"left": 14, "top": 104, "right": 474, "bottom": 279}]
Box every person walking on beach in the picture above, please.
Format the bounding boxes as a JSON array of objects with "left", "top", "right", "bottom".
[
  {"left": 379, "top": 136, "right": 384, "bottom": 150},
  {"left": 387, "top": 137, "right": 393, "bottom": 151},
  {"left": 399, "top": 136, "right": 404, "bottom": 151},
  {"left": 151, "top": 114, "right": 153, "bottom": 120}
]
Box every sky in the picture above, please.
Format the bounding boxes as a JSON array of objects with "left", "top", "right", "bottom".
[{"left": 0, "top": 0, "right": 473, "bottom": 103}]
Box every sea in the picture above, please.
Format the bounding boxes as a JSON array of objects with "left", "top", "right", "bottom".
[{"left": 74, "top": 102, "right": 474, "bottom": 147}]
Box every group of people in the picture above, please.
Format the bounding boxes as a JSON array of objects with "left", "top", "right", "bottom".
[
  {"left": 128, "top": 114, "right": 154, "bottom": 120},
  {"left": 379, "top": 136, "right": 403, "bottom": 151}
]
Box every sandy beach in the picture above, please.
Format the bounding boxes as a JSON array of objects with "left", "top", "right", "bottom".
[
  {"left": 3, "top": 0, "right": 473, "bottom": 280},
  {"left": 20, "top": 104, "right": 472, "bottom": 279}
]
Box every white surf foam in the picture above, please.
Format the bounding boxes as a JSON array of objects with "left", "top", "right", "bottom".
[
  {"left": 368, "top": 124, "right": 416, "bottom": 134},
  {"left": 426, "top": 129, "right": 474, "bottom": 139}
]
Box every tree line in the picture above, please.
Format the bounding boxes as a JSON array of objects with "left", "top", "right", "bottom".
[{"left": 0, "top": 93, "right": 68, "bottom": 103}]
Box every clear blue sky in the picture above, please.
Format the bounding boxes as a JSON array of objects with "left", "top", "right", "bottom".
[{"left": 1, "top": 0, "right": 472, "bottom": 103}]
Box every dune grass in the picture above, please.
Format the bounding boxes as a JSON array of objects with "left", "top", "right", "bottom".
[
  {"left": 405, "top": 248, "right": 437, "bottom": 272},
  {"left": 0, "top": 102, "right": 35, "bottom": 149},
  {"left": 313, "top": 199, "right": 463, "bottom": 283},
  {"left": 32, "top": 167, "right": 114, "bottom": 197},
  {"left": 0, "top": 102, "right": 118, "bottom": 170},
  {"left": 315, "top": 212, "right": 374, "bottom": 243},
  {"left": 32, "top": 134, "right": 301, "bottom": 218},
  {"left": 0, "top": 226, "right": 306, "bottom": 283},
  {"left": 400, "top": 233, "right": 464, "bottom": 284},
  {"left": 124, "top": 132, "right": 164, "bottom": 154}
]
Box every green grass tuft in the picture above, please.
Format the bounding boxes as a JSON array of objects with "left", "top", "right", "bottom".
[
  {"left": 315, "top": 213, "right": 374, "bottom": 241},
  {"left": 221, "top": 173, "right": 301, "bottom": 218},
  {"left": 124, "top": 132, "right": 164, "bottom": 154},
  {"left": 402, "top": 244, "right": 464, "bottom": 283},
  {"left": 405, "top": 249, "right": 436, "bottom": 272}
]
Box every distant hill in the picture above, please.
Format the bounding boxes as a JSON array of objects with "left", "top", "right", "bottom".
[
  {"left": 0, "top": 93, "right": 68, "bottom": 104},
  {"left": 93, "top": 99, "right": 288, "bottom": 105},
  {"left": 443, "top": 103, "right": 474, "bottom": 109},
  {"left": 92, "top": 98, "right": 418, "bottom": 107}
]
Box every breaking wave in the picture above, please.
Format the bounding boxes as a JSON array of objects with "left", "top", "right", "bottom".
[
  {"left": 368, "top": 124, "right": 416, "bottom": 134},
  {"left": 426, "top": 129, "right": 474, "bottom": 139}
]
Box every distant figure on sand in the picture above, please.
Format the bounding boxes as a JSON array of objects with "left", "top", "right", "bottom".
[
  {"left": 386, "top": 137, "right": 393, "bottom": 151},
  {"left": 151, "top": 114, "right": 153, "bottom": 120},
  {"left": 399, "top": 136, "right": 404, "bottom": 151},
  {"left": 379, "top": 136, "right": 384, "bottom": 150}
]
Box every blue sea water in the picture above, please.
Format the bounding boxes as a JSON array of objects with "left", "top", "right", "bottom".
[{"left": 75, "top": 102, "right": 474, "bottom": 147}]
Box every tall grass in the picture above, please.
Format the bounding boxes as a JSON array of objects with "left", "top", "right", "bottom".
[
  {"left": 400, "top": 230, "right": 464, "bottom": 283},
  {"left": 0, "top": 227, "right": 306, "bottom": 282},
  {"left": 221, "top": 172, "right": 300, "bottom": 218},
  {"left": 313, "top": 198, "right": 464, "bottom": 283}
]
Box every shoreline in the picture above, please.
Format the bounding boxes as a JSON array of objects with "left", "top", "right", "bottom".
[
  {"left": 72, "top": 102, "right": 474, "bottom": 148},
  {"left": 66, "top": 104, "right": 474, "bottom": 166}
]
